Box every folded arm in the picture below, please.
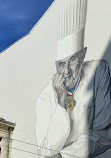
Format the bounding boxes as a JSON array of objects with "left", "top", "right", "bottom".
[{"left": 36, "top": 82, "right": 70, "bottom": 157}]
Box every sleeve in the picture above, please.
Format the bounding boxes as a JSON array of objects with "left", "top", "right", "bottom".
[
  {"left": 60, "top": 61, "right": 111, "bottom": 158},
  {"left": 36, "top": 82, "right": 70, "bottom": 157}
]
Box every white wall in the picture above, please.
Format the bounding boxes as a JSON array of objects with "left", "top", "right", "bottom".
[{"left": 0, "top": 0, "right": 111, "bottom": 157}]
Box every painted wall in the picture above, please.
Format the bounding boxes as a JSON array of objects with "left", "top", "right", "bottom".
[{"left": 0, "top": 0, "right": 111, "bottom": 157}]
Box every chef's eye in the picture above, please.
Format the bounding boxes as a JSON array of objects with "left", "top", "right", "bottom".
[
  {"left": 59, "top": 62, "right": 65, "bottom": 67},
  {"left": 69, "top": 58, "right": 77, "bottom": 65}
]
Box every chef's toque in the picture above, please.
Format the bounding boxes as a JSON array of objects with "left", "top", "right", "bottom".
[{"left": 57, "top": 0, "right": 88, "bottom": 60}]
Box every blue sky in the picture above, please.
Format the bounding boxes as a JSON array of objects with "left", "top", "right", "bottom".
[{"left": 0, "top": 0, "right": 54, "bottom": 53}]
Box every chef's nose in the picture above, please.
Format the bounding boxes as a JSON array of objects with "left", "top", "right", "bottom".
[{"left": 64, "top": 61, "right": 71, "bottom": 75}]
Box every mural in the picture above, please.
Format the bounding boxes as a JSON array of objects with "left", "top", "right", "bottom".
[{"left": 36, "top": 0, "right": 111, "bottom": 157}]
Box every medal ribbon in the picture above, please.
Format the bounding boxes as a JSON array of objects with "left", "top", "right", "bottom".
[{"left": 67, "top": 74, "right": 81, "bottom": 97}]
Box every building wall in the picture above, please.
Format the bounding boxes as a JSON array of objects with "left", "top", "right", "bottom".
[{"left": 0, "top": 0, "right": 111, "bottom": 157}]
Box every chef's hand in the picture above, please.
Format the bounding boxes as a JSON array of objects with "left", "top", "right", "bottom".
[{"left": 52, "top": 73, "right": 67, "bottom": 108}]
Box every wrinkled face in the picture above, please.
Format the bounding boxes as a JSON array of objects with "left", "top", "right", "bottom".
[{"left": 56, "top": 48, "right": 86, "bottom": 89}]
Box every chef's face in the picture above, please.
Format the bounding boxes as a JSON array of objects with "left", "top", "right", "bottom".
[{"left": 56, "top": 48, "right": 86, "bottom": 89}]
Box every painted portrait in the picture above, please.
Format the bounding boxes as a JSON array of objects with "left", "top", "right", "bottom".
[{"left": 36, "top": 0, "right": 111, "bottom": 158}]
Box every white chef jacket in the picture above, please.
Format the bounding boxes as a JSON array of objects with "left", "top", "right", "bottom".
[{"left": 36, "top": 60, "right": 111, "bottom": 158}]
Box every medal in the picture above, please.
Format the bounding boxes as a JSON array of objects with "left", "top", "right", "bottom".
[
  {"left": 67, "top": 74, "right": 81, "bottom": 110},
  {"left": 68, "top": 97, "right": 76, "bottom": 110}
]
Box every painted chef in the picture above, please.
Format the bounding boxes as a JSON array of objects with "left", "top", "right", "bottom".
[{"left": 36, "top": 0, "right": 111, "bottom": 157}]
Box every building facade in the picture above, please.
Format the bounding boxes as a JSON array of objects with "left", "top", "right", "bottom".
[{"left": 0, "top": 0, "right": 111, "bottom": 157}]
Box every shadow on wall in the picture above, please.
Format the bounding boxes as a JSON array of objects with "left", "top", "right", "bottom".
[
  {"left": 103, "top": 39, "right": 111, "bottom": 68},
  {"left": 87, "top": 39, "right": 111, "bottom": 158}
]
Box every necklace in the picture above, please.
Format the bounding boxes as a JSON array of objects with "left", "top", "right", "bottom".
[{"left": 67, "top": 75, "right": 81, "bottom": 110}]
